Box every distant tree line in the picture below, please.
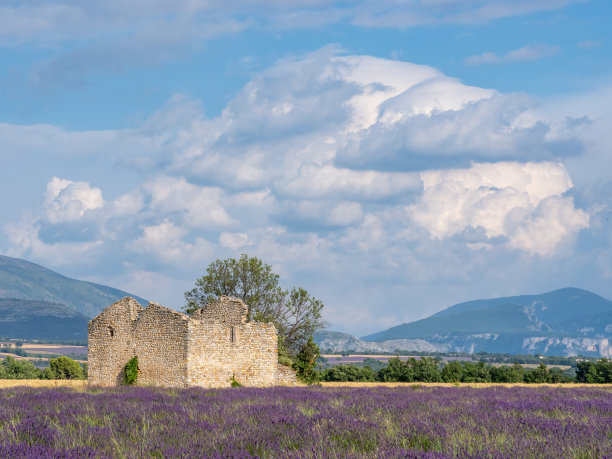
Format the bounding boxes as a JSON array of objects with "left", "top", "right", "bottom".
[
  {"left": 319, "top": 350, "right": 599, "bottom": 367},
  {"left": 319, "top": 357, "right": 612, "bottom": 384},
  {"left": 0, "top": 356, "right": 87, "bottom": 380}
]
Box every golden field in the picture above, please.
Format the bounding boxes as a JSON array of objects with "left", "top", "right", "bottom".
[
  {"left": 0, "top": 380, "right": 88, "bottom": 389},
  {"left": 0, "top": 380, "right": 610, "bottom": 390},
  {"left": 320, "top": 381, "right": 612, "bottom": 388}
]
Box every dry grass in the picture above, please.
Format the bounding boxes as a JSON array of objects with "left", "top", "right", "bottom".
[
  {"left": 0, "top": 380, "right": 88, "bottom": 389},
  {"left": 320, "top": 382, "right": 612, "bottom": 388},
  {"left": 0, "top": 380, "right": 609, "bottom": 390}
]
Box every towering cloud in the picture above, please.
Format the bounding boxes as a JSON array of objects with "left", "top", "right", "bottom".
[{"left": 408, "top": 162, "right": 589, "bottom": 255}]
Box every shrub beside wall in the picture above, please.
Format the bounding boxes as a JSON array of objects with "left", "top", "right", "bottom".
[{"left": 123, "top": 357, "right": 139, "bottom": 385}]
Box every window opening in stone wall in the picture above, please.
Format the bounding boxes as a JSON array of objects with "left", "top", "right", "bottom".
[
  {"left": 230, "top": 326, "right": 239, "bottom": 344},
  {"left": 108, "top": 326, "right": 115, "bottom": 337}
]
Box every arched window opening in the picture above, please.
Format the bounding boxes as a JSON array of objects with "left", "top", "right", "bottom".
[{"left": 108, "top": 326, "right": 115, "bottom": 338}]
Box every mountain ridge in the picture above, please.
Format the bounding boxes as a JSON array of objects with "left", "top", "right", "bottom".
[
  {"left": 316, "top": 287, "right": 612, "bottom": 357},
  {"left": 361, "top": 287, "right": 612, "bottom": 342},
  {"left": 0, "top": 255, "right": 148, "bottom": 318},
  {"left": 0, "top": 298, "right": 89, "bottom": 340},
  {"left": 0, "top": 255, "right": 150, "bottom": 341}
]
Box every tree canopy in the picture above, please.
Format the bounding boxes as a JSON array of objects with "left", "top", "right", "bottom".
[
  {"left": 184, "top": 254, "right": 325, "bottom": 355},
  {"left": 45, "top": 356, "right": 85, "bottom": 380}
]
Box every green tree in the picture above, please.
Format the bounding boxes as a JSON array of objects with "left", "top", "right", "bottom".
[
  {"left": 361, "top": 358, "right": 387, "bottom": 371},
  {"left": 548, "top": 367, "right": 573, "bottom": 383},
  {"left": 576, "top": 361, "right": 598, "bottom": 383},
  {"left": 524, "top": 363, "right": 550, "bottom": 383},
  {"left": 412, "top": 357, "right": 442, "bottom": 382},
  {"left": 293, "top": 336, "right": 320, "bottom": 384},
  {"left": 490, "top": 363, "right": 525, "bottom": 383},
  {"left": 47, "top": 356, "right": 85, "bottom": 380},
  {"left": 441, "top": 361, "right": 464, "bottom": 383},
  {"left": 595, "top": 358, "right": 612, "bottom": 383},
  {"left": 184, "top": 254, "right": 325, "bottom": 354},
  {"left": 321, "top": 364, "right": 376, "bottom": 382},
  {"left": 184, "top": 255, "right": 283, "bottom": 318},
  {"left": 0, "top": 356, "right": 42, "bottom": 379},
  {"left": 378, "top": 358, "right": 414, "bottom": 382},
  {"left": 461, "top": 361, "right": 491, "bottom": 383}
]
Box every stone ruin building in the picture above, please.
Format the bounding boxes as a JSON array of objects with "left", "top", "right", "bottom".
[{"left": 88, "top": 296, "right": 298, "bottom": 388}]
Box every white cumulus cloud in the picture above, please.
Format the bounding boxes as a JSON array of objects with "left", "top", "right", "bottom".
[
  {"left": 130, "top": 220, "right": 214, "bottom": 263},
  {"left": 44, "top": 177, "right": 105, "bottom": 223},
  {"left": 219, "top": 232, "right": 251, "bottom": 250},
  {"left": 408, "top": 161, "right": 589, "bottom": 255},
  {"left": 144, "top": 175, "right": 233, "bottom": 229}
]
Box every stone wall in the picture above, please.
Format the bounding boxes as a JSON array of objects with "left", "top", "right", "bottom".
[
  {"left": 276, "top": 363, "right": 301, "bottom": 386},
  {"left": 186, "top": 319, "right": 278, "bottom": 387},
  {"left": 89, "top": 296, "right": 297, "bottom": 388},
  {"left": 87, "top": 297, "right": 142, "bottom": 386},
  {"left": 191, "top": 296, "right": 248, "bottom": 324},
  {"left": 135, "top": 304, "right": 189, "bottom": 387}
]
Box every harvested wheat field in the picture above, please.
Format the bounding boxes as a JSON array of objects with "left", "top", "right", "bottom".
[
  {"left": 1, "top": 380, "right": 609, "bottom": 389},
  {"left": 0, "top": 379, "right": 87, "bottom": 389},
  {"left": 321, "top": 381, "right": 612, "bottom": 388}
]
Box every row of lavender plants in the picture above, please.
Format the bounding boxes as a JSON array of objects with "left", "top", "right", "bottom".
[
  {"left": 319, "top": 357, "right": 612, "bottom": 384},
  {"left": 0, "top": 385, "right": 610, "bottom": 458}
]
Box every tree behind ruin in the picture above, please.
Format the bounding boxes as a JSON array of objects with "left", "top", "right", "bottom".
[{"left": 184, "top": 254, "right": 325, "bottom": 355}]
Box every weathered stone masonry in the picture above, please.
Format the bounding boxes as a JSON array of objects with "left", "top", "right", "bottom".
[{"left": 88, "top": 296, "right": 298, "bottom": 388}]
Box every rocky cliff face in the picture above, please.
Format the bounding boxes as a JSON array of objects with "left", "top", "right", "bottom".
[
  {"left": 315, "top": 331, "right": 447, "bottom": 353},
  {"left": 315, "top": 331, "right": 612, "bottom": 357},
  {"left": 521, "top": 336, "right": 612, "bottom": 358}
]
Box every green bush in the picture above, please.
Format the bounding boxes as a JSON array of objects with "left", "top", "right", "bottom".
[
  {"left": 441, "top": 361, "right": 464, "bottom": 382},
  {"left": 321, "top": 364, "right": 376, "bottom": 382},
  {"left": 524, "top": 363, "right": 551, "bottom": 383},
  {"left": 461, "top": 361, "right": 492, "bottom": 383},
  {"left": 489, "top": 363, "right": 525, "bottom": 383},
  {"left": 412, "top": 357, "right": 442, "bottom": 382},
  {"left": 0, "top": 356, "right": 43, "bottom": 379},
  {"left": 47, "top": 356, "right": 85, "bottom": 380},
  {"left": 123, "top": 356, "right": 139, "bottom": 385},
  {"left": 595, "top": 358, "right": 612, "bottom": 383},
  {"left": 277, "top": 336, "right": 294, "bottom": 367},
  {"left": 293, "top": 336, "right": 320, "bottom": 384}
]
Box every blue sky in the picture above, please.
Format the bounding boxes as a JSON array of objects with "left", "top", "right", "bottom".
[{"left": 1, "top": 0, "right": 612, "bottom": 336}]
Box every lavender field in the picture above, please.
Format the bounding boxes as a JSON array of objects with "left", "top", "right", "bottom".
[{"left": 0, "top": 385, "right": 611, "bottom": 458}]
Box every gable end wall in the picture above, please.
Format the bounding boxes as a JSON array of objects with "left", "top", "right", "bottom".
[
  {"left": 187, "top": 319, "right": 278, "bottom": 387},
  {"left": 87, "top": 298, "right": 142, "bottom": 386},
  {"left": 135, "top": 304, "right": 189, "bottom": 387}
]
